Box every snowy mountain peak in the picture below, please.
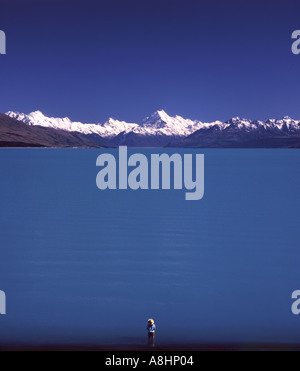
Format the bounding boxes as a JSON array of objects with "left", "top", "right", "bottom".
[
  {"left": 226, "top": 117, "right": 250, "bottom": 124},
  {"left": 155, "top": 109, "right": 168, "bottom": 117},
  {"left": 31, "top": 110, "right": 45, "bottom": 116},
  {"left": 142, "top": 110, "right": 171, "bottom": 125}
]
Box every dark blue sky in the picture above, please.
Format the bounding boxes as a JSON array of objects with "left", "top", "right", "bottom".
[{"left": 0, "top": 0, "right": 300, "bottom": 123}]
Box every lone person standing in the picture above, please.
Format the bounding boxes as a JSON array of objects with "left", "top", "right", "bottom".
[{"left": 147, "top": 318, "right": 156, "bottom": 346}]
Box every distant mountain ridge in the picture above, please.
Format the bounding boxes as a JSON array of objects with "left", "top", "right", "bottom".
[
  {"left": 0, "top": 113, "right": 106, "bottom": 148},
  {"left": 4, "top": 110, "right": 300, "bottom": 148}
]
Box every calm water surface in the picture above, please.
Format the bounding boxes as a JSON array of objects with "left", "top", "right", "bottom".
[{"left": 0, "top": 149, "right": 299, "bottom": 345}]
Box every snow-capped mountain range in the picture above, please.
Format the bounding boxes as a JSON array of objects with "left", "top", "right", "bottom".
[
  {"left": 5, "top": 110, "right": 300, "bottom": 147},
  {"left": 6, "top": 110, "right": 221, "bottom": 138}
]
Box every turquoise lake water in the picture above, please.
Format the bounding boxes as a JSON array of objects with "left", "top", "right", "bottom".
[{"left": 0, "top": 148, "right": 299, "bottom": 346}]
